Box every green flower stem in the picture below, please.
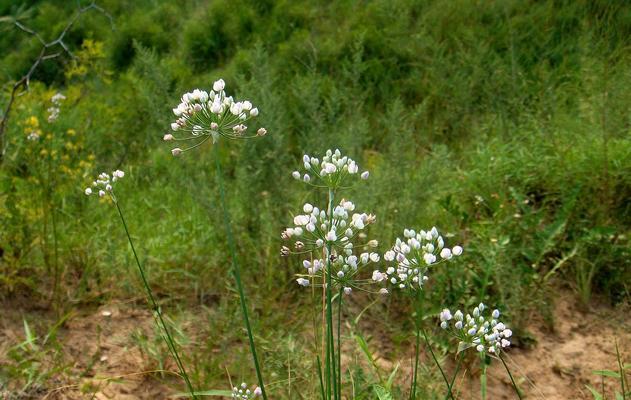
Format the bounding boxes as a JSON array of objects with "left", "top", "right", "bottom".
[
  {"left": 499, "top": 354, "right": 523, "bottom": 400},
  {"left": 444, "top": 352, "right": 464, "bottom": 400},
  {"left": 410, "top": 291, "right": 422, "bottom": 400},
  {"left": 337, "top": 287, "right": 343, "bottom": 400},
  {"left": 481, "top": 357, "right": 487, "bottom": 400},
  {"left": 421, "top": 329, "right": 451, "bottom": 399},
  {"left": 213, "top": 145, "right": 268, "bottom": 400},
  {"left": 115, "top": 201, "right": 196, "bottom": 399},
  {"left": 325, "top": 187, "right": 337, "bottom": 400}
]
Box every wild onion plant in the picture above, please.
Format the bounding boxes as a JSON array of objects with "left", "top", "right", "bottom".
[
  {"left": 373, "top": 228, "right": 463, "bottom": 399},
  {"left": 166, "top": 79, "right": 268, "bottom": 399},
  {"left": 282, "top": 149, "right": 377, "bottom": 400},
  {"left": 440, "top": 303, "right": 522, "bottom": 399},
  {"left": 84, "top": 170, "right": 197, "bottom": 398}
]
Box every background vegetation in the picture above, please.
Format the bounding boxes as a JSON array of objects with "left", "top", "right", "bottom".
[{"left": 0, "top": 0, "right": 629, "bottom": 397}]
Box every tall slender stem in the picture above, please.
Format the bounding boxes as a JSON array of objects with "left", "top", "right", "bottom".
[
  {"left": 499, "top": 354, "right": 523, "bottom": 399},
  {"left": 480, "top": 357, "right": 487, "bottom": 400},
  {"left": 410, "top": 291, "right": 422, "bottom": 400},
  {"left": 337, "top": 288, "right": 343, "bottom": 399},
  {"left": 213, "top": 145, "right": 268, "bottom": 400},
  {"left": 114, "top": 202, "right": 196, "bottom": 398},
  {"left": 325, "top": 188, "right": 337, "bottom": 400},
  {"left": 444, "top": 352, "right": 464, "bottom": 400},
  {"left": 421, "top": 329, "right": 450, "bottom": 397}
]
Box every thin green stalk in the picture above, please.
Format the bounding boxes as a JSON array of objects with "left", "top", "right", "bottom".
[
  {"left": 499, "top": 354, "right": 522, "bottom": 399},
  {"left": 337, "top": 288, "right": 343, "bottom": 400},
  {"left": 317, "top": 355, "right": 326, "bottom": 400},
  {"left": 213, "top": 145, "right": 268, "bottom": 400},
  {"left": 421, "top": 329, "right": 450, "bottom": 397},
  {"left": 114, "top": 202, "right": 196, "bottom": 399},
  {"left": 410, "top": 291, "right": 422, "bottom": 400},
  {"left": 616, "top": 339, "right": 627, "bottom": 400},
  {"left": 444, "top": 352, "right": 464, "bottom": 400},
  {"left": 325, "top": 187, "right": 337, "bottom": 400},
  {"left": 480, "top": 357, "right": 487, "bottom": 400}
]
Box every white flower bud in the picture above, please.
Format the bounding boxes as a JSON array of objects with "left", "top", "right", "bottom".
[
  {"left": 171, "top": 148, "right": 182, "bottom": 156},
  {"left": 213, "top": 79, "right": 225, "bottom": 91},
  {"left": 257, "top": 127, "right": 267, "bottom": 136},
  {"left": 98, "top": 190, "right": 105, "bottom": 197},
  {"left": 163, "top": 134, "right": 174, "bottom": 141},
  {"left": 292, "top": 171, "right": 301, "bottom": 179},
  {"left": 296, "top": 278, "right": 310, "bottom": 287},
  {"left": 379, "top": 288, "right": 389, "bottom": 295},
  {"left": 452, "top": 245, "right": 463, "bottom": 256},
  {"left": 84, "top": 188, "right": 92, "bottom": 195},
  {"left": 361, "top": 171, "right": 369, "bottom": 179}
]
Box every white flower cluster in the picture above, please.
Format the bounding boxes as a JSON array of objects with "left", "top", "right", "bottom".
[
  {"left": 27, "top": 132, "right": 40, "bottom": 141},
  {"left": 84, "top": 170, "right": 125, "bottom": 202},
  {"left": 291, "top": 149, "right": 369, "bottom": 188},
  {"left": 166, "top": 79, "right": 267, "bottom": 156},
  {"left": 47, "top": 92, "right": 66, "bottom": 123},
  {"left": 372, "top": 227, "right": 462, "bottom": 292},
  {"left": 439, "top": 303, "right": 512, "bottom": 355},
  {"left": 282, "top": 200, "right": 379, "bottom": 294},
  {"left": 231, "top": 382, "right": 262, "bottom": 399}
]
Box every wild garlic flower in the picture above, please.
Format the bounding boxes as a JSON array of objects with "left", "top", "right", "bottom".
[
  {"left": 439, "top": 303, "right": 512, "bottom": 355},
  {"left": 231, "top": 382, "right": 262, "bottom": 399},
  {"left": 47, "top": 92, "right": 66, "bottom": 123},
  {"left": 84, "top": 170, "right": 125, "bottom": 203},
  {"left": 373, "top": 227, "right": 462, "bottom": 292},
  {"left": 282, "top": 200, "right": 380, "bottom": 293},
  {"left": 166, "top": 79, "right": 266, "bottom": 156},
  {"left": 27, "top": 132, "right": 40, "bottom": 141},
  {"left": 291, "top": 149, "right": 369, "bottom": 189}
]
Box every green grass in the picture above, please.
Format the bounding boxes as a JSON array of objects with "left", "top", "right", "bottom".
[{"left": 0, "top": 0, "right": 630, "bottom": 397}]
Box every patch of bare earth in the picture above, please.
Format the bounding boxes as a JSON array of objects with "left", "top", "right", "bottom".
[{"left": 1, "top": 290, "right": 629, "bottom": 399}]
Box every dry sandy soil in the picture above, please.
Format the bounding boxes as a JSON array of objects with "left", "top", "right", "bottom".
[{"left": 1, "top": 292, "right": 629, "bottom": 399}]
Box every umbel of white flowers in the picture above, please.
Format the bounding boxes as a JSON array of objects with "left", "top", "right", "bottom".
[
  {"left": 232, "top": 382, "right": 262, "bottom": 399},
  {"left": 291, "top": 149, "right": 369, "bottom": 189},
  {"left": 282, "top": 199, "right": 380, "bottom": 295},
  {"left": 372, "top": 227, "right": 463, "bottom": 292},
  {"left": 165, "top": 79, "right": 267, "bottom": 156},
  {"left": 47, "top": 92, "right": 66, "bottom": 123},
  {"left": 84, "top": 170, "right": 125, "bottom": 202},
  {"left": 439, "top": 303, "right": 512, "bottom": 355}
]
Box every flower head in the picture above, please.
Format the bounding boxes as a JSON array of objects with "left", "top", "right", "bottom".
[
  {"left": 439, "top": 303, "right": 512, "bottom": 355},
  {"left": 84, "top": 170, "right": 125, "bottom": 203},
  {"left": 47, "top": 92, "right": 66, "bottom": 123},
  {"left": 373, "top": 227, "right": 462, "bottom": 292},
  {"left": 231, "top": 382, "right": 262, "bottom": 399},
  {"left": 292, "top": 149, "right": 369, "bottom": 189},
  {"left": 282, "top": 199, "right": 379, "bottom": 294},
  {"left": 167, "top": 79, "right": 266, "bottom": 156}
]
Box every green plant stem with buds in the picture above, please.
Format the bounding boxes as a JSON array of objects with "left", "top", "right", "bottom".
[
  {"left": 499, "top": 354, "right": 523, "bottom": 399},
  {"left": 114, "top": 201, "right": 197, "bottom": 399},
  {"left": 214, "top": 144, "right": 268, "bottom": 400}
]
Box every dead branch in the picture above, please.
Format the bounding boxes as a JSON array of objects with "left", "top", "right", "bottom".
[{"left": 0, "top": 1, "right": 113, "bottom": 163}]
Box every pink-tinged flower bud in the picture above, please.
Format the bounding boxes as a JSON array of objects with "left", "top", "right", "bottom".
[
  {"left": 170, "top": 123, "right": 180, "bottom": 131},
  {"left": 210, "top": 122, "right": 219, "bottom": 130},
  {"left": 379, "top": 288, "right": 389, "bottom": 295},
  {"left": 163, "top": 134, "right": 174, "bottom": 141},
  {"left": 361, "top": 171, "right": 369, "bottom": 179},
  {"left": 98, "top": 190, "right": 106, "bottom": 197},
  {"left": 171, "top": 148, "right": 182, "bottom": 156}
]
